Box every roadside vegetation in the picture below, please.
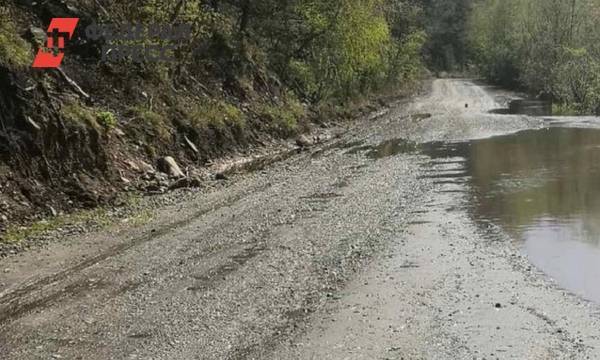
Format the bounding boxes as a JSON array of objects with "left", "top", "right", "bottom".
[
  {"left": 468, "top": 0, "right": 600, "bottom": 115},
  {"left": 0, "top": 0, "right": 432, "bottom": 238},
  {"left": 5, "top": 0, "right": 600, "bottom": 239},
  {"left": 119, "top": 0, "right": 428, "bottom": 104}
]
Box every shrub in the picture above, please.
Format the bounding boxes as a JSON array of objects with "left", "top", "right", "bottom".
[{"left": 96, "top": 111, "right": 118, "bottom": 129}]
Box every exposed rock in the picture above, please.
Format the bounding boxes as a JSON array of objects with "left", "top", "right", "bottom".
[
  {"left": 64, "top": 175, "right": 103, "bottom": 208},
  {"left": 139, "top": 161, "right": 156, "bottom": 174},
  {"left": 157, "top": 156, "right": 184, "bottom": 178},
  {"left": 313, "top": 133, "right": 332, "bottom": 144},
  {"left": 296, "top": 134, "right": 313, "bottom": 148}
]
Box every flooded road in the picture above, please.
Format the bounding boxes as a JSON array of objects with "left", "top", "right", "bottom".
[
  {"left": 6, "top": 79, "right": 600, "bottom": 359},
  {"left": 337, "top": 124, "right": 600, "bottom": 304},
  {"left": 425, "top": 127, "right": 600, "bottom": 303},
  {"left": 270, "top": 80, "right": 600, "bottom": 359}
]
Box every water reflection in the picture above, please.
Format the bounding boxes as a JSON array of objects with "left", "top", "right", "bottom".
[
  {"left": 424, "top": 128, "right": 600, "bottom": 303},
  {"left": 489, "top": 99, "right": 553, "bottom": 116},
  {"left": 366, "top": 139, "right": 417, "bottom": 159}
]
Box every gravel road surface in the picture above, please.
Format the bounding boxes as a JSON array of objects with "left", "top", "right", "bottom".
[{"left": 2, "top": 79, "right": 599, "bottom": 359}]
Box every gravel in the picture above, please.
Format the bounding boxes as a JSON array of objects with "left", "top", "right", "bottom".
[{"left": 1, "top": 79, "right": 599, "bottom": 359}]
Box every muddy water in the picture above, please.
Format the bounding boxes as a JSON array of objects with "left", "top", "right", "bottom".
[{"left": 423, "top": 127, "right": 600, "bottom": 303}]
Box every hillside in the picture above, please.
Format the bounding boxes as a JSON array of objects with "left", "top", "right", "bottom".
[{"left": 0, "top": 0, "right": 427, "bottom": 236}]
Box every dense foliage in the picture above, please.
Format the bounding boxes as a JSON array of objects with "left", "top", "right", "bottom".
[
  {"left": 422, "top": 0, "right": 472, "bottom": 71},
  {"left": 468, "top": 0, "right": 600, "bottom": 114},
  {"left": 105, "top": 0, "right": 428, "bottom": 104}
]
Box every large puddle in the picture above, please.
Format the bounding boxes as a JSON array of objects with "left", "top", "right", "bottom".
[{"left": 423, "top": 127, "right": 600, "bottom": 303}]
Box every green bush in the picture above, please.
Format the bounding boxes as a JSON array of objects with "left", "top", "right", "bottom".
[
  {"left": 97, "top": 111, "right": 118, "bottom": 129},
  {"left": 468, "top": 0, "right": 600, "bottom": 115}
]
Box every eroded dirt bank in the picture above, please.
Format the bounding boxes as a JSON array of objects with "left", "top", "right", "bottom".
[{"left": 2, "top": 79, "right": 600, "bottom": 359}]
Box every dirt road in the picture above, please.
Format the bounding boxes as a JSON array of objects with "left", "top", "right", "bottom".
[{"left": 2, "top": 79, "right": 599, "bottom": 359}]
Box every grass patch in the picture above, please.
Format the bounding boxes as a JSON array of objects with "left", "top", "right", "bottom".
[
  {"left": 126, "top": 105, "right": 172, "bottom": 142},
  {"left": 61, "top": 102, "right": 102, "bottom": 131},
  {"left": 2, "top": 207, "right": 112, "bottom": 244},
  {"left": 0, "top": 8, "right": 32, "bottom": 69},
  {"left": 97, "top": 111, "right": 117, "bottom": 129},
  {"left": 61, "top": 103, "right": 122, "bottom": 133},
  {"left": 1, "top": 195, "right": 154, "bottom": 245},
  {"left": 255, "top": 96, "right": 305, "bottom": 134},
  {"left": 188, "top": 99, "right": 245, "bottom": 129}
]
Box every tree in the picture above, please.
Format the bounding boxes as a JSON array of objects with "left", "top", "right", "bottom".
[
  {"left": 468, "top": 0, "right": 600, "bottom": 114},
  {"left": 423, "top": 0, "right": 472, "bottom": 71}
]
